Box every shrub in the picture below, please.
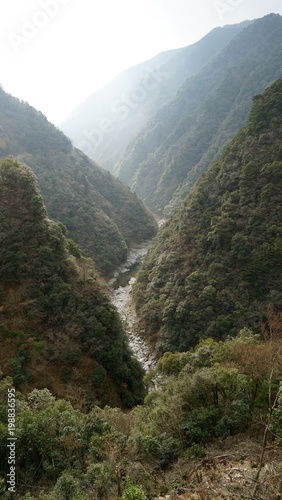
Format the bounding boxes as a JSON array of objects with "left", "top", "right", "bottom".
[{"left": 122, "top": 478, "right": 147, "bottom": 500}]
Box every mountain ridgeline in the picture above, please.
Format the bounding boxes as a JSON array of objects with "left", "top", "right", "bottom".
[
  {"left": 0, "top": 88, "right": 157, "bottom": 276},
  {"left": 61, "top": 21, "right": 248, "bottom": 171},
  {"left": 133, "top": 78, "right": 282, "bottom": 353},
  {"left": 0, "top": 17, "right": 282, "bottom": 500},
  {"left": 0, "top": 157, "right": 145, "bottom": 407},
  {"left": 115, "top": 14, "right": 282, "bottom": 215}
]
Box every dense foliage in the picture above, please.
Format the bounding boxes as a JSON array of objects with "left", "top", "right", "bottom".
[
  {"left": 116, "top": 14, "right": 282, "bottom": 215},
  {"left": 0, "top": 90, "right": 157, "bottom": 276},
  {"left": 133, "top": 77, "right": 282, "bottom": 352},
  {"left": 1, "top": 323, "right": 282, "bottom": 498},
  {"left": 61, "top": 22, "right": 246, "bottom": 171},
  {"left": 0, "top": 158, "right": 145, "bottom": 408},
  {"left": 1, "top": 17, "right": 282, "bottom": 500}
]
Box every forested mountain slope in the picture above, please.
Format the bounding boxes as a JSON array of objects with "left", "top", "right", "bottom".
[
  {"left": 0, "top": 88, "right": 157, "bottom": 276},
  {"left": 61, "top": 22, "right": 247, "bottom": 171},
  {"left": 0, "top": 158, "right": 145, "bottom": 408},
  {"left": 116, "top": 14, "right": 282, "bottom": 215},
  {"left": 1, "top": 116, "right": 282, "bottom": 499},
  {"left": 133, "top": 77, "right": 282, "bottom": 352}
]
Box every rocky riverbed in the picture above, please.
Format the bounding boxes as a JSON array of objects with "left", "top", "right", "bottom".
[{"left": 109, "top": 242, "right": 157, "bottom": 372}]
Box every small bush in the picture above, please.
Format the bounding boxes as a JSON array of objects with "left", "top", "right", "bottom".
[
  {"left": 122, "top": 478, "right": 147, "bottom": 500},
  {"left": 185, "top": 443, "right": 206, "bottom": 460}
]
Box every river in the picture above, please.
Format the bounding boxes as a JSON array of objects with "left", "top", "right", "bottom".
[{"left": 109, "top": 241, "right": 157, "bottom": 372}]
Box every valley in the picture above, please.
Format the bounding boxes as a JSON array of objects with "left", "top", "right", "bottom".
[
  {"left": 0, "top": 87, "right": 157, "bottom": 276},
  {"left": 109, "top": 241, "right": 157, "bottom": 372},
  {"left": 0, "top": 11, "right": 281, "bottom": 499},
  {"left": 115, "top": 14, "right": 282, "bottom": 215},
  {"left": 61, "top": 21, "right": 247, "bottom": 171}
]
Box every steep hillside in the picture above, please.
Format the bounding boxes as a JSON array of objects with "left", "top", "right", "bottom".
[
  {"left": 0, "top": 158, "right": 145, "bottom": 408},
  {"left": 133, "top": 77, "right": 282, "bottom": 352},
  {"left": 2, "top": 323, "right": 282, "bottom": 498},
  {"left": 61, "top": 22, "right": 247, "bottom": 171},
  {"left": 0, "top": 88, "right": 157, "bottom": 276},
  {"left": 116, "top": 14, "right": 282, "bottom": 215}
]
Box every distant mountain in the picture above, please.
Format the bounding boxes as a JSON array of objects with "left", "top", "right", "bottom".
[
  {"left": 61, "top": 22, "right": 248, "bottom": 171},
  {"left": 116, "top": 14, "right": 282, "bottom": 215},
  {"left": 133, "top": 77, "right": 282, "bottom": 353},
  {"left": 0, "top": 88, "right": 157, "bottom": 276},
  {"left": 0, "top": 158, "right": 145, "bottom": 407}
]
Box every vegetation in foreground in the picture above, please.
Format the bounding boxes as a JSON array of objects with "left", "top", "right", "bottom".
[
  {"left": 0, "top": 40, "right": 282, "bottom": 500},
  {"left": 1, "top": 317, "right": 282, "bottom": 498}
]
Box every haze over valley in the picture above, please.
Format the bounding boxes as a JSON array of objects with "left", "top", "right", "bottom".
[{"left": 0, "top": 4, "right": 282, "bottom": 498}]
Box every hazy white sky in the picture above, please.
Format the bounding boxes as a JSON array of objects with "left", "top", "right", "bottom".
[{"left": 1, "top": 0, "right": 282, "bottom": 125}]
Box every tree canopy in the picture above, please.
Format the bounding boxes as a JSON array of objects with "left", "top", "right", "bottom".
[
  {"left": 0, "top": 158, "right": 145, "bottom": 408},
  {"left": 133, "top": 77, "right": 282, "bottom": 353}
]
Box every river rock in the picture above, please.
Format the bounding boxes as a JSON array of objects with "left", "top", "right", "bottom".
[{"left": 109, "top": 243, "right": 156, "bottom": 372}]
